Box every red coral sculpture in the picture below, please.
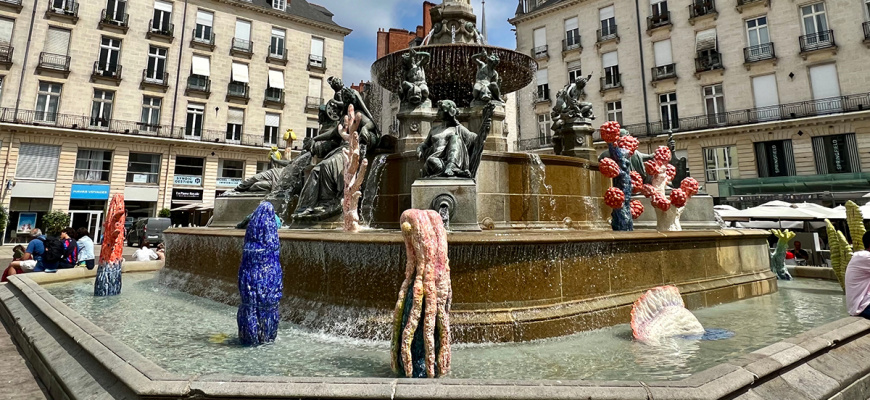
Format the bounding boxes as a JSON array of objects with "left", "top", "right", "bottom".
[
  {"left": 630, "top": 171, "right": 643, "bottom": 194},
  {"left": 599, "top": 157, "right": 621, "bottom": 179},
  {"left": 601, "top": 121, "right": 621, "bottom": 143},
  {"left": 630, "top": 200, "right": 644, "bottom": 220},
  {"left": 639, "top": 145, "right": 698, "bottom": 231},
  {"left": 604, "top": 187, "right": 625, "bottom": 209}
]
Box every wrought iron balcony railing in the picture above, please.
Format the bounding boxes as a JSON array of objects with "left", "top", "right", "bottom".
[
  {"left": 268, "top": 45, "right": 287, "bottom": 62},
  {"left": 100, "top": 9, "right": 128, "bottom": 28},
  {"left": 799, "top": 30, "right": 835, "bottom": 53},
  {"left": 597, "top": 26, "right": 618, "bottom": 42},
  {"left": 227, "top": 81, "right": 250, "bottom": 99},
  {"left": 744, "top": 42, "right": 775, "bottom": 63},
  {"left": 695, "top": 51, "right": 723, "bottom": 72},
  {"left": 47, "top": 0, "right": 77, "bottom": 17},
  {"left": 562, "top": 36, "right": 581, "bottom": 52},
  {"left": 651, "top": 64, "right": 676, "bottom": 81},
  {"left": 647, "top": 12, "right": 671, "bottom": 31},
  {"left": 264, "top": 88, "right": 284, "bottom": 104},
  {"left": 305, "top": 96, "right": 323, "bottom": 109},
  {"left": 0, "top": 44, "right": 13, "bottom": 65},
  {"left": 142, "top": 69, "right": 168, "bottom": 86},
  {"left": 600, "top": 74, "right": 622, "bottom": 91},
  {"left": 92, "top": 62, "right": 122, "bottom": 80},
  {"left": 232, "top": 38, "right": 253, "bottom": 54},
  {"left": 38, "top": 52, "right": 70, "bottom": 71},
  {"left": 148, "top": 19, "right": 174, "bottom": 38},
  {"left": 517, "top": 136, "right": 553, "bottom": 151},
  {"left": 864, "top": 21, "right": 870, "bottom": 41},
  {"left": 191, "top": 29, "right": 215, "bottom": 46},
  {"left": 308, "top": 54, "right": 326, "bottom": 70},
  {"left": 532, "top": 45, "right": 549, "bottom": 59},
  {"left": 689, "top": 0, "right": 716, "bottom": 19},
  {"left": 187, "top": 74, "right": 211, "bottom": 93}
]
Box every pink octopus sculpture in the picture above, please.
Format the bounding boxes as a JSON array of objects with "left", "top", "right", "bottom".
[{"left": 391, "top": 209, "right": 452, "bottom": 378}]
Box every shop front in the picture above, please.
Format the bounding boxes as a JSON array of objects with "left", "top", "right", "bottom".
[
  {"left": 69, "top": 183, "right": 110, "bottom": 243},
  {"left": 170, "top": 188, "right": 204, "bottom": 226}
]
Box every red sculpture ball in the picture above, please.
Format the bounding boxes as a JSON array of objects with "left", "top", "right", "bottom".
[
  {"left": 654, "top": 146, "right": 672, "bottom": 164},
  {"left": 599, "top": 157, "right": 621, "bottom": 178},
  {"left": 681, "top": 177, "right": 700, "bottom": 197},
  {"left": 666, "top": 164, "right": 677, "bottom": 181},
  {"left": 600, "top": 121, "right": 622, "bottom": 143},
  {"left": 604, "top": 187, "right": 626, "bottom": 209},
  {"left": 670, "top": 188, "right": 688, "bottom": 208},
  {"left": 644, "top": 160, "right": 659, "bottom": 176},
  {"left": 641, "top": 184, "right": 657, "bottom": 197},
  {"left": 630, "top": 171, "right": 644, "bottom": 194},
  {"left": 651, "top": 192, "right": 671, "bottom": 212},
  {"left": 617, "top": 135, "right": 639, "bottom": 156},
  {"left": 630, "top": 200, "right": 644, "bottom": 219}
]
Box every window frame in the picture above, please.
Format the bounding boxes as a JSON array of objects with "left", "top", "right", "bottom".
[
  {"left": 536, "top": 113, "right": 551, "bottom": 141},
  {"left": 74, "top": 149, "right": 113, "bottom": 182},
  {"left": 703, "top": 84, "right": 726, "bottom": 125},
  {"left": 140, "top": 96, "right": 162, "bottom": 131},
  {"left": 659, "top": 92, "right": 679, "bottom": 131},
  {"left": 703, "top": 146, "right": 737, "bottom": 182},
  {"left": 35, "top": 81, "right": 62, "bottom": 123},
  {"left": 126, "top": 152, "right": 161, "bottom": 184},
  {"left": 606, "top": 101, "right": 623, "bottom": 125},
  {"left": 90, "top": 89, "right": 114, "bottom": 128},
  {"left": 185, "top": 103, "right": 204, "bottom": 138},
  {"left": 173, "top": 156, "right": 205, "bottom": 178}
]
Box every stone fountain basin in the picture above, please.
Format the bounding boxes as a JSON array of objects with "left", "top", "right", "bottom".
[
  {"left": 2, "top": 271, "right": 870, "bottom": 399},
  {"left": 161, "top": 228, "right": 777, "bottom": 343}
]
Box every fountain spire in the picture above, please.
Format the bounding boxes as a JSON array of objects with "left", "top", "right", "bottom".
[{"left": 480, "top": 0, "right": 487, "bottom": 43}]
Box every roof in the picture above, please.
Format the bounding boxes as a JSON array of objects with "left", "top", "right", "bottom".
[{"left": 245, "top": 0, "right": 349, "bottom": 32}]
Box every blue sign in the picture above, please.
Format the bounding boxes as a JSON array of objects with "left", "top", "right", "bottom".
[{"left": 70, "top": 184, "right": 111, "bottom": 200}]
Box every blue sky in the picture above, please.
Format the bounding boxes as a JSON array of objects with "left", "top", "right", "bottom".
[{"left": 312, "top": 0, "right": 518, "bottom": 85}]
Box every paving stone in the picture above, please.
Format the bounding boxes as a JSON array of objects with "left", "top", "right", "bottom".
[
  {"left": 838, "top": 372, "right": 870, "bottom": 400},
  {"left": 780, "top": 364, "right": 841, "bottom": 400},
  {"left": 750, "top": 376, "right": 814, "bottom": 400}
]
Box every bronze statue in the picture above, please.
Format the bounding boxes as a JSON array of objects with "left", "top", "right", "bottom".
[
  {"left": 471, "top": 50, "right": 502, "bottom": 105},
  {"left": 551, "top": 74, "right": 594, "bottom": 132},
  {"left": 417, "top": 100, "right": 494, "bottom": 179},
  {"left": 400, "top": 48, "right": 431, "bottom": 109}
]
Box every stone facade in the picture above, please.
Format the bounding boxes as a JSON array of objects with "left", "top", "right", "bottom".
[{"left": 511, "top": 0, "right": 870, "bottom": 205}]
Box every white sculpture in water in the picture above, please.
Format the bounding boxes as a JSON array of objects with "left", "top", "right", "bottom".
[{"left": 630, "top": 286, "right": 704, "bottom": 344}]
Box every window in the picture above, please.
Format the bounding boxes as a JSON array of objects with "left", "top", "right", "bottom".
[
  {"left": 535, "top": 69, "right": 549, "bottom": 101},
  {"left": 703, "top": 146, "right": 738, "bottom": 182},
  {"left": 190, "top": 55, "right": 210, "bottom": 90},
  {"left": 127, "top": 153, "right": 161, "bottom": 184},
  {"left": 185, "top": 103, "right": 204, "bottom": 138},
  {"left": 105, "top": 0, "right": 127, "bottom": 23},
  {"left": 234, "top": 19, "right": 252, "bottom": 52},
  {"left": 174, "top": 156, "right": 204, "bottom": 181},
  {"left": 565, "top": 17, "right": 580, "bottom": 49},
  {"left": 533, "top": 28, "right": 547, "bottom": 57},
  {"left": 809, "top": 63, "right": 842, "bottom": 112},
  {"left": 265, "top": 113, "right": 280, "bottom": 145},
  {"left": 220, "top": 160, "right": 244, "bottom": 179},
  {"left": 0, "top": 18, "right": 14, "bottom": 47},
  {"left": 659, "top": 92, "right": 678, "bottom": 130},
  {"left": 651, "top": 0, "right": 668, "bottom": 19},
  {"left": 44, "top": 27, "right": 70, "bottom": 59},
  {"left": 16, "top": 144, "right": 61, "bottom": 180},
  {"left": 306, "top": 127, "right": 318, "bottom": 139},
  {"left": 602, "top": 51, "right": 619, "bottom": 87},
  {"left": 801, "top": 3, "right": 828, "bottom": 35},
  {"left": 194, "top": 10, "right": 213, "bottom": 43},
  {"left": 745, "top": 17, "right": 771, "bottom": 61},
  {"left": 813, "top": 134, "right": 861, "bottom": 174},
  {"left": 703, "top": 84, "right": 725, "bottom": 125},
  {"left": 653, "top": 39, "right": 674, "bottom": 79},
  {"left": 567, "top": 60, "right": 582, "bottom": 84},
  {"left": 606, "top": 101, "right": 623, "bottom": 125},
  {"left": 866, "top": 0, "right": 870, "bottom": 21},
  {"left": 270, "top": 28, "right": 286, "bottom": 58},
  {"left": 75, "top": 150, "right": 112, "bottom": 182},
  {"left": 599, "top": 6, "right": 616, "bottom": 38},
  {"left": 272, "top": 0, "right": 286, "bottom": 11},
  {"left": 146, "top": 46, "right": 167, "bottom": 82},
  {"left": 755, "top": 140, "right": 795, "bottom": 177},
  {"left": 752, "top": 74, "right": 780, "bottom": 120},
  {"left": 35, "top": 82, "right": 61, "bottom": 122},
  {"left": 226, "top": 107, "right": 244, "bottom": 143},
  {"left": 309, "top": 37, "right": 325, "bottom": 68},
  {"left": 695, "top": 29, "right": 720, "bottom": 70},
  {"left": 537, "top": 114, "right": 551, "bottom": 141},
  {"left": 97, "top": 37, "right": 121, "bottom": 75},
  {"left": 308, "top": 76, "right": 322, "bottom": 101},
  {"left": 140, "top": 96, "right": 161, "bottom": 131},
  {"left": 151, "top": 0, "right": 172, "bottom": 34},
  {"left": 90, "top": 90, "right": 114, "bottom": 128},
  {"left": 256, "top": 161, "right": 270, "bottom": 173},
  {"left": 230, "top": 62, "right": 249, "bottom": 97},
  {"left": 267, "top": 69, "right": 284, "bottom": 101}
]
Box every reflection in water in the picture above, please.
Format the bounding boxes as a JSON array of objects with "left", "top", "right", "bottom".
[{"left": 46, "top": 275, "right": 846, "bottom": 381}]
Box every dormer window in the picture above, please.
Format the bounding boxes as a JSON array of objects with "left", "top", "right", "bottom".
[{"left": 272, "top": 0, "right": 285, "bottom": 11}]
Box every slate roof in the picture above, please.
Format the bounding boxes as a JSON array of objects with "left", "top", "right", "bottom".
[
  {"left": 246, "top": 0, "right": 348, "bottom": 31},
  {"left": 515, "top": 0, "right": 568, "bottom": 18}
]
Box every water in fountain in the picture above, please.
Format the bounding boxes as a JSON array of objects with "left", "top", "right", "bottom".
[
  {"left": 359, "top": 154, "right": 388, "bottom": 228},
  {"left": 528, "top": 154, "right": 557, "bottom": 219}
]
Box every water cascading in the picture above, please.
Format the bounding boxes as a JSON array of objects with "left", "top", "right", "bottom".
[
  {"left": 94, "top": 194, "right": 125, "bottom": 297},
  {"left": 237, "top": 202, "right": 283, "bottom": 346},
  {"left": 360, "top": 154, "right": 388, "bottom": 227}
]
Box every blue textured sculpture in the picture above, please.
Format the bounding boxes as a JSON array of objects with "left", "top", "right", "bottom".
[
  {"left": 95, "top": 194, "right": 125, "bottom": 296},
  {"left": 237, "top": 202, "right": 283, "bottom": 346}
]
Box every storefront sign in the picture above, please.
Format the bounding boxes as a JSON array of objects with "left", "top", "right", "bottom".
[
  {"left": 17, "top": 213, "right": 36, "bottom": 233},
  {"left": 70, "top": 184, "right": 110, "bottom": 200},
  {"left": 172, "top": 189, "right": 203, "bottom": 201},
  {"left": 174, "top": 175, "right": 202, "bottom": 186},
  {"left": 216, "top": 177, "right": 242, "bottom": 187},
  {"left": 133, "top": 174, "right": 149, "bottom": 183}
]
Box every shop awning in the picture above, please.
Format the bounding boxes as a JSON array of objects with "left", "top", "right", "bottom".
[
  {"left": 196, "top": 204, "right": 214, "bottom": 211},
  {"left": 170, "top": 203, "right": 202, "bottom": 211}
]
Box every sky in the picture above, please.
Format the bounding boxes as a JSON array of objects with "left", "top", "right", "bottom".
[{"left": 311, "top": 0, "right": 518, "bottom": 85}]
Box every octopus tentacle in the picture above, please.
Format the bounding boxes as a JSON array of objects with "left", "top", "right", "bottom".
[{"left": 392, "top": 220, "right": 420, "bottom": 373}]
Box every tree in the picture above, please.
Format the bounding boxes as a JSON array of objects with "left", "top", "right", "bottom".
[
  {"left": 158, "top": 208, "right": 171, "bottom": 218},
  {"left": 42, "top": 210, "right": 70, "bottom": 236}
]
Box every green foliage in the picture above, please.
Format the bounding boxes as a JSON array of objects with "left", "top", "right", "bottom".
[
  {"left": 158, "top": 208, "right": 171, "bottom": 218},
  {"left": 0, "top": 206, "right": 7, "bottom": 235},
  {"left": 42, "top": 210, "right": 70, "bottom": 236}
]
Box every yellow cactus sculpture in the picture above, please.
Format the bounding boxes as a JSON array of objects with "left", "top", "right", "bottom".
[
  {"left": 825, "top": 219, "right": 853, "bottom": 290},
  {"left": 846, "top": 201, "right": 867, "bottom": 252},
  {"left": 268, "top": 145, "right": 282, "bottom": 161},
  {"left": 284, "top": 128, "right": 297, "bottom": 142}
]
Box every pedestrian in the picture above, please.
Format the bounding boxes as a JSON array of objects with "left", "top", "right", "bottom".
[
  {"left": 790, "top": 241, "right": 810, "bottom": 265},
  {"left": 845, "top": 232, "right": 870, "bottom": 318},
  {"left": 132, "top": 240, "right": 159, "bottom": 262},
  {"left": 76, "top": 227, "right": 96, "bottom": 270},
  {"left": 155, "top": 243, "right": 166, "bottom": 261},
  {"left": 58, "top": 228, "right": 79, "bottom": 269}
]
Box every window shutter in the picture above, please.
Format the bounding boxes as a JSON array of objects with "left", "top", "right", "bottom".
[
  {"left": 310, "top": 37, "right": 324, "bottom": 57},
  {"left": 695, "top": 29, "right": 718, "bottom": 52},
  {"left": 227, "top": 108, "right": 244, "bottom": 125},
  {"left": 154, "top": 0, "right": 172, "bottom": 12},
  {"left": 196, "top": 11, "right": 213, "bottom": 27},
  {"left": 533, "top": 28, "right": 546, "bottom": 47},
  {"left": 812, "top": 136, "right": 827, "bottom": 174},
  {"left": 602, "top": 51, "right": 618, "bottom": 68},
  {"left": 783, "top": 140, "right": 796, "bottom": 176},
  {"left": 653, "top": 39, "right": 672, "bottom": 66},
  {"left": 308, "top": 77, "right": 322, "bottom": 98},
  {"left": 44, "top": 27, "right": 70, "bottom": 55},
  {"left": 809, "top": 64, "right": 840, "bottom": 100},
  {"left": 846, "top": 134, "right": 862, "bottom": 172},
  {"left": 565, "top": 17, "right": 578, "bottom": 32},
  {"left": 192, "top": 55, "right": 210, "bottom": 76},
  {"left": 0, "top": 19, "right": 13, "bottom": 44},
  {"left": 268, "top": 70, "right": 284, "bottom": 89},
  {"left": 535, "top": 69, "right": 548, "bottom": 85},
  {"left": 271, "top": 28, "right": 285, "bottom": 39},
  {"left": 16, "top": 144, "right": 61, "bottom": 180},
  {"left": 234, "top": 20, "right": 251, "bottom": 41},
  {"left": 567, "top": 60, "right": 581, "bottom": 70},
  {"left": 754, "top": 142, "right": 769, "bottom": 178},
  {"left": 752, "top": 75, "right": 779, "bottom": 107},
  {"left": 231, "top": 62, "right": 249, "bottom": 83},
  {"left": 265, "top": 113, "right": 280, "bottom": 127},
  {"left": 599, "top": 6, "right": 614, "bottom": 20}
]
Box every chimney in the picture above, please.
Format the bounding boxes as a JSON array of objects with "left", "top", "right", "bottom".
[
  {"left": 423, "top": 1, "right": 434, "bottom": 35},
  {"left": 377, "top": 29, "right": 388, "bottom": 58}
]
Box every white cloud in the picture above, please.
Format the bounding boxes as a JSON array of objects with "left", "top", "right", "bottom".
[{"left": 341, "top": 56, "right": 374, "bottom": 86}]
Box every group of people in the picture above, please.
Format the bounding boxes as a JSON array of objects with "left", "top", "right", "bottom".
[{"left": 2, "top": 228, "right": 95, "bottom": 282}]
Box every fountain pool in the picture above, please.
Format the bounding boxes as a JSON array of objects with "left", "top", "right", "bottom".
[{"left": 45, "top": 272, "right": 845, "bottom": 381}]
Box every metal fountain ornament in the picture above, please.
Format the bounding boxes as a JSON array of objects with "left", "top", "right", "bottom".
[
  {"left": 237, "top": 202, "right": 283, "bottom": 346},
  {"left": 94, "top": 194, "right": 125, "bottom": 297}
]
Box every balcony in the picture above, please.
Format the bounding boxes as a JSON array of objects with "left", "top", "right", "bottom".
[
  {"left": 226, "top": 81, "right": 250, "bottom": 104},
  {"left": 743, "top": 42, "right": 776, "bottom": 64},
  {"left": 647, "top": 12, "right": 672, "bottom": 33},
  {"left": 799, "top": 30, "right": 836, "bottom": 58},
  {"left": 140, "top": 69, "right": 169, "bottom": 92},
  {"left": 562, "top": 36, "right": 582, "bottom": 55},
  {"left": 531, "top": 45, "right": 549, "bottom": 60},
  {"left": 0, "top": 44, "right": 12, "bottom": 68},
  {"left": 185, "top": 74, "right": 211, "bottom": 97},
  {"left": 596, "top": 26, "right": 619, "bottom": 47},
  {"left": 651, "top": 63, "right": 677, "bottom": 83},
  {"left": 147, "top": 20, "right": 174, "bottom": 42},
  {"left": 305, "top": 96, "right": 322, "bottom": 112},
  {"left": 534, "top": 90, "right": 550, "bottom": 104},
  {"left": 190, "top": 29, "right": 215, "bottom": 51},
  {"left": 45, "top": 1, "right": 78, "bottom": 24},
  {"left": 91, "top": 62, "right": 122, "bottom": 85},
  {"left": 267, "top": 46, "right": 288, "bottom": 66},
  {"left": 99, "top": 9, "right": 129, "bottom": 33},
  {"left": 308, "top": 54, "right": 326, "bottom": 72},
  {"left": 231, "top": 38, "right": 253, "bottom": 59},
  {"left": 264, "top": 88, "right": 285, "bottom": 108},
  {"left": 600, "top": 74, "right": 622, "bottom": 93},
  {"left": 0, "top": 0, "right": 22, "bottom": 13},
  {"left": 517, "top": 136, "right": 553, "bottom": 151},
  {"left": 688, "top": 0, "right": 716, "bottom": 24},
  {"left": 694, "top": 51, "right": 723, "bottom": 75},
  {"left": 36, "top": 52, "right": 70, "bottom": 77},
  {"left": 736, "top": 0, "right": 769, "bottom": 13}
]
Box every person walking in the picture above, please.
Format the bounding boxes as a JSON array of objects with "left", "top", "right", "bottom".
[
  {"left": 58, "top": 228, "right": 79, "bottom": 270},
  {"left": 76, "top": 227, "right": 96, "bottom": 270},
  {"left": 845, "top": 232, "right": 870, "bottom": 318}
]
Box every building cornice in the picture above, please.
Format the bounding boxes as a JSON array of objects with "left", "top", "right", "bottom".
[
  {"left": 214, "top": 0, "right": 353, "bottom": 36},
  {"left": 508, "top": 0, "right": 584, "bottom": 26}
]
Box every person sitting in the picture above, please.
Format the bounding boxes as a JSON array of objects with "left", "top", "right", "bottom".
[
  {"left": 845, "top": 232, "right": 870, "bottom": 318},
  {"left": 132, "top": 240, "right": 159, "bottom": 262},
  {"left": 76, "top": 227, "right": 95, "bottom": 270},
  {"left": 2, "top": 245, "right": 26, "bottom": 282},
  {"left": 790, "top": 241, "right": 810, "bottom": 266},
  {"left": 6, "top": 229, "right": 49, "bottom": 273},
  {"left": 58, "top": 228, "right": 79, "bottom": 270},
  {"left": 155, "top": 243, "right": 165, "bottom": 261}
]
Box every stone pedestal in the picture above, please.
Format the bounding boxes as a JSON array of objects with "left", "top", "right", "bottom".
[
  {"left": 397, "top": 107, "right": 438, "bottom": 153},
  {"left": 553, "top": 119, "right": 596, "bottom": 160},
  {"left": 460, "top": 103, "right": 507, "bottom": 152},
  {"left": 411, "top": 178, "right": 481, "bottom": 231},
  {"left": 210, "top": 194, "right": 285, "bottom": 228},
  {"left": 633, "top": 195, "right": 720, "bottom": 230}
]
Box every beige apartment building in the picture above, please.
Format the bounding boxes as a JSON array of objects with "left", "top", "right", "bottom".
[
  {"left": 0, "top": 0, "right": 348, "bottom": 240},
  {"left": 510, "top": 0, "right": 870, "bottom": 206}
]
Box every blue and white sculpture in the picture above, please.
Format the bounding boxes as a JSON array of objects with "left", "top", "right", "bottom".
[{"left": 237, "top": 201, "right": 283, "bottom": 346}]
